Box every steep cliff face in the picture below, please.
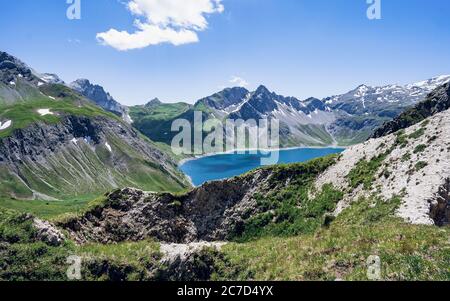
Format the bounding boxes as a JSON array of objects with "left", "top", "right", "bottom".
[
  {"left": 59, "top": 169, "right": 276, "bottom": 244},
  {"left": 70, "top": 79, "right": 127, "bottom": 120},
  {"left": 0, "top": 115, "right": 189, "bottom": 200}
]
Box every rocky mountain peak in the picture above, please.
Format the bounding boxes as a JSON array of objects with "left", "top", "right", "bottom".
[
  {"left": 254, "top": 85, "right": 271, "bottom": 95},
  {"left": 145, "top": 98, "right": 162, "bottom": 108},
  {"left": 70, "top": 78, "right": 126, "bottom": 118},
  {"left": 303, "top": 97, "right": 328, "bottom": 111},
  {"left": 38, "top": 73, "right": 65, "bottom": 85},
  {"left": 0, "top": 51, "right": 34, "bottom": 84},
  {"left": 71, "top": 78, "right": 90, "bottom": 87},
  {"left": 407, "top": 75, "right": 450, "bottom": 90},
  {"left": 196, "top": 86, "right": 249, "bottom": 111}
]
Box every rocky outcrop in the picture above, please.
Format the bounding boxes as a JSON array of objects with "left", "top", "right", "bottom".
[
  {"left": 59, "top": 155, "right": 336, "bottom": 245},
  {"left": 60, "top": 168, "right": 274, "bottom": 244},
  {"left": 33, "top": 218, "right": 65, "bottom": 246},
  {"left": 429, "top": 178, "right": 450, "bottom": 226},
  {"left": 70, "top": 79, "right": 127, "bottom": 119},
  {"left": 315, "top": 104, "right": 450, "bottom": 226},
  {"left": 0, "top": 51, "right": 49, "bottom": 104},
  {"left": 0, "top": 51, "right": 35, "bottom": 85}
]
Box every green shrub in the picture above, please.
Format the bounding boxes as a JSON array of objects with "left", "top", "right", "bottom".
[
  {"left": 401, "top": 153, "right": 411, "bottom": 162},
  {"left": 347, "top": 149, "right": 392, "bottom": 190},
  {"left": 414, "top": 144, "right": 427, "bottom": 154},
  {"left": 415, "top": 161, "right": 428, "bottom": 171},
  {"left": 409, "top": 128, "right": 425, "bottom": 139}
]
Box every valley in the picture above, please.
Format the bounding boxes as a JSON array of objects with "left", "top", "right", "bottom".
[{"left": 0, "top": 50, "right": 449, "bottom": 281}]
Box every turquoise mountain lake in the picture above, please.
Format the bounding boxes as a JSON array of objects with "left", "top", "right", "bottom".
[{"left": 180, "top": 148, "right": 345, "bottom": 186}]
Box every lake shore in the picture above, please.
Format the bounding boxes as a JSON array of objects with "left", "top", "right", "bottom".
[{"left": 178, "top": 145, "right": 348, "bottom": 166}]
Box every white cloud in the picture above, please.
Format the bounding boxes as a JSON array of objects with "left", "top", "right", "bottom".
[
  {"left": 229, "top": 76, "right": 249, "bottom": 88},
  {"left": 97, "top": 0, "right": 224, "bottom": 51}
]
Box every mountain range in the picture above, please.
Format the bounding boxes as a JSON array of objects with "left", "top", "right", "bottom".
[
  {"left": 4, "top": 48, "right": 445, "bottom": 150},
  {"left": 129, "top": 76, "right": 450, "bottom": 148}
]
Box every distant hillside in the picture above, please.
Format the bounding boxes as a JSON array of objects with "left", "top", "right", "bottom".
[
  {"left": 129, "top": 100, "right": 193, "bottom": 145},
  {"left": 0, "top": 51, "right": 190, "bottom": 200},
  {"left": 372, "top": 82, "right": 450, "bottom": 138}
]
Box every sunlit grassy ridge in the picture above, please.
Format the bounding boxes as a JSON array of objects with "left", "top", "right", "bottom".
[
  {"left": 0, "top": 84, "right": 119, "bottom": 138},
  {"left": 0, "top": 83, "right": 190, "bottom": 200},
  {"left": 129, "top": 101, "right": 215, "bottom": 147},
  {"left": 129, "top": 102, "right": 192, "bottom": 145},
  {"left": 0, "top": 196, "right": 96, "bottom": 220}
]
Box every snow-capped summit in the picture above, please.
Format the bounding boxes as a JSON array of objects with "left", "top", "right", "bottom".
[
  {"left": 407, "top": 75, "right": 450, "bottom": 90},
  {"left": 191, "top": 75, "right": 450, "bottom": 147},
  {"left": 324, "top": 75, "right": 450, "bottom": 117},
  {"left": 38, "top": 73, "right": 65, "bottom": 85}
]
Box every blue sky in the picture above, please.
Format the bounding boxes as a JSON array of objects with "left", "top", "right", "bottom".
[{"left": 1, "top": 0, "right": 450, "bottom": 105}]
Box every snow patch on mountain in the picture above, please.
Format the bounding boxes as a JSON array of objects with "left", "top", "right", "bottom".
[
  {"left": 105, "top": 141, "right": 112, "bottom": 152},
  {"left": 325, "top": 75, "right": 450, "bottom": 116},
  {"left": 38, "top": 73, "right": 65, "bottom": 85},
  {"left": 37, "top": 109, "right": 54, "bottom": 116},
  {"left": 0, "top": 120, "right": 12, "bottom": 130}
]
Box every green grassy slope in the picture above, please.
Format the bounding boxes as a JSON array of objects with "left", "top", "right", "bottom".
[
  {"left": 130, "top": 102, "right": 214, "bottom": 147},
  {"left": 0, "top": 84, "right": 119, "bottom": 138},
  {"left": 0, "top": 83, "right": 189, "bottom": 200},
  {"left": 218, "top": 197, "right": 449, "bottom": 281},
  {"left": 129, "top": 102, "right": 192, "bottom": 145}
]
